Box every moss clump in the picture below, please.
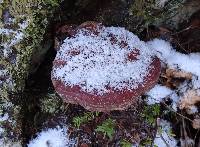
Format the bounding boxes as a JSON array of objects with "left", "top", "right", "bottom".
[
  {"left": 40, "top": 93, "right": 64, "bottom": 114},
  {"left": 141, "top": 104, "right": 160, "bottom": 126},
  {"left": 129, "top": 0, "right": 185, "bottom": 33}
]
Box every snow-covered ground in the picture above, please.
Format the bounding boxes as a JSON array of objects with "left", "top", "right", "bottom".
[
  {"left": 153, "top": 119, "right": 177, "bottom": 147},
  {"left": 146, "top": 39, "right": 200, "bottom": 112},
  {"left": 146, "top": 39, "right": 200, "bottom": 147},
  {"left": 28, "top": 126, "right": 76, "bottom": 147}
]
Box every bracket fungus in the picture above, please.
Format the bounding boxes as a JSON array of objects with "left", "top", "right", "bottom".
[{"left": 51, "top": 22, "right": 161, "bottom": 112}]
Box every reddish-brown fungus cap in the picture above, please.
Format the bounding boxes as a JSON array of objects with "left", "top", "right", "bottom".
[{"left": 51, "top": 22, "right": 161, "bottom": 112}]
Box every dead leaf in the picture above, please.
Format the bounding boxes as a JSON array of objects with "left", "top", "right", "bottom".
[
  {"left": 192, "top": 119, "right": 200, "bottom": 129},
  {"left": 179, "top": 90, "right": 200, "bottom": 109},
  {"left": 166, "top": 69, "right": 192, "bottom": 80},
  {"left": 161, "top": 68, "right": 192, "bottom": 89}
]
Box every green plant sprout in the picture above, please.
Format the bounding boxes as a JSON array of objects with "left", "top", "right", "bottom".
[
  {"left": 140, "top": 137, "right": 154, "bottom": 147},
  {"left": 95, "top": 118, "right": 116, "bottom": 140},
  {"left": 120, "top": 139, "right": 132, "bottom": 147},
  {"left": 141, "top": 104, "right": 160, "bottom": 125},
  {"left": 72, "top": 112, "right": 100, "bottom": 129},
  {"left": 158, "top": 126, "right": 176, "bottom": 137}
]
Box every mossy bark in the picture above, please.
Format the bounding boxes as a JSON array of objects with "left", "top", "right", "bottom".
[{"left": 0, "top": 0, "right": 63, "bottom": 145}]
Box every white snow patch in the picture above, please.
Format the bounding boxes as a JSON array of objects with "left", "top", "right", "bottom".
[
  {"left": 170, "top": 92, "right": 179, "bottom": 111},
  {"left": 1, "top": 28, "right": 25, "bottom": 59},
  {"left": 0, "top": 113, "right": 9, "bottom": 122},
  {"left": 147, "top": 39, "right": 173, "bottom": 64},
  {"left": 0, "top": 69, "right": 7, "bottom": 77},
  {"left": 0, "top": 113, "right": 9, "bottom": 136},
  {"left": 186, "top": 105, "right": 198, "bottom": 114},
  {"left": 192, "top": 76, "right": 200, "bottom": 89},
  {"left": 146, "top": 84, "right": 180, "bottom": 110},
  {"left": 1, "top": 20, "right": 28, "bottom": 49},
  {"left": 177, "top": 81, "right": 191, "bottom": 94},
  {"left": 9, "top": 31, "right": 24, "bottom": 47},
  {"left": 155, "top": 0, "right": 169, "bottom": 8},
  {"left": 52, "top": 26, "right": 156, "bottom": 95},
  {"left": 147, "top": 39, "right": 200, "bottom": 77},
  {"left": 146, "top": 84, "right": 173, "bottom": 104},
  {"left": 28, "top": 126, "right": 76, "bottom": 147},
  {"left": 154, "top": 119, "right": 177, "bottom": 147},
  {"left": 0, "top": 28, "right": 15, "bottom": 35},
  {"left": 19, "top": 20, "right": 29, "bottom": 30},
  {"left": 180, "top": 138, "right": 195, "bottom": 147}
]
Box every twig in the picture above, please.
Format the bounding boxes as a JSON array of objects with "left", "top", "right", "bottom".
[
  {"left": 171, "top": 25, "right": 193, "bottom": 35},
  {"left": 163, "top": 102, "right": 193, "bottom": 122}
]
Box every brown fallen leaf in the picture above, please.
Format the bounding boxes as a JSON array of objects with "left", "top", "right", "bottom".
[
  {"left": 192, "top": 119, "right": 200, "bottom": 129},
  {"left": 166, "top": 69, "right": 192, "bottom": 80},
  {"left": 179, "top": 89, "right": 200, "bottom": 110},
  {"left": 161, "top": 68, "right": 192, "bottom": 89}
]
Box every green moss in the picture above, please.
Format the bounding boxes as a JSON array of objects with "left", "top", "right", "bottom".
[
  {"left": 0, "top": 0, "right": 63, "bottom": 143},
  {"left": 72, "top": 112, "right": 100, "bottom": 129},
  {"left": 130, "top": 1, "right": 156, "bottom": 25},
  {"left": 141, "top": 104, "right": 160, "bottom": 126},
  {"left": 10, "top": 3, "right": 57, "bottom": 91},
  {"left": 129, "top": 0, "right": 185, "bottom": 33},
  {"left": 40, "top": 93, "right": 63, "bottom": 114},
  {"left": 0, "top": 0, "right": 63, "bottom": 96},
  {"left": 120, "top": 139, "right": 132, "bottom": 147},
  {"left": 140, "top": 137, "right": 153, "bottom": 147},
  {"left": 95, "top": 118, "right": 116, "bottom": 140}
]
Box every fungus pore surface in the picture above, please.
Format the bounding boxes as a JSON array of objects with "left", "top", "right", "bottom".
[{"left": 51, "top": 22, "right": 161, "bottom": 111}]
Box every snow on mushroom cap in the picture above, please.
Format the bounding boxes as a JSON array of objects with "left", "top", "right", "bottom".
[{"left": 52, "top": 26, "right": 156, "bottom": 95}]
